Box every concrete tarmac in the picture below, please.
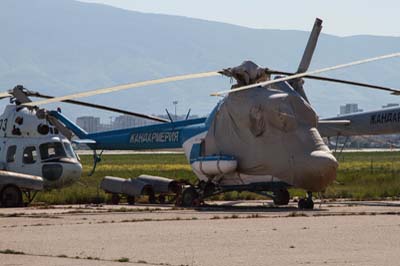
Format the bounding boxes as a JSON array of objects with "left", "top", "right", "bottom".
[{"left": 1, "top": 200, "right": 400, "bottom": 266}]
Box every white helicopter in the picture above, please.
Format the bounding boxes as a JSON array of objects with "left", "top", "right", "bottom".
[{"left": 0, "top": 86, "right": 82, "bottom": 207}]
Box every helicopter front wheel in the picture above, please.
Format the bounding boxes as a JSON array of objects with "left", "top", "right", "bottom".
[
  {"left": 298, "top": 192, "right": 314, "bottom": 209},
  {"left": 0, "top": 185, "right": 23, "bottom": 208}
]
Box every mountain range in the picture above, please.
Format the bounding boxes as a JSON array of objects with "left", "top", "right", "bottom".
[{"left": 1, "top": 0, "right": 400, "bottom": 121}]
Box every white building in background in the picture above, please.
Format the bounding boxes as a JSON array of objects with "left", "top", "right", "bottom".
[
  {"left": 76, "top": 116, "right": 101, "bottom": 132},
  {"left": 339, "top": 103, "right": 363, "bottom": 115},
  {"left": 382, "top": 103, "right": 399, "bottom": 109}
]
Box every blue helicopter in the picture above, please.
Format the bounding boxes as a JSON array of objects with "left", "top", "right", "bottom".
[{"left": 20, "top": 19, "right": 400, "bottom": 209}]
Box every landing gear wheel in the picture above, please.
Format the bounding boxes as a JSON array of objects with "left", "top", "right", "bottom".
[
  {"left": 273, "top": 188, "right": 290, "bottom": 205},
  {"left": 181, "top": 187, "right": 199, "bottom": 207},
  {"left": 127, "top": 195, "right": 135, "bottom": 205},
  {"left": 111, "top": 194, "right": 120, "bottom": 205},
  {"left": 298, "top": 198, "right": 314, "bottom": 209},
  {"left": 0, "top": 185, "right": 23, "bottom": 208}
]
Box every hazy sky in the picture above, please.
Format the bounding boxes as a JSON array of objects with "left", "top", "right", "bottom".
[{"left": 80, "top": 0, "right": 400, "bottom": 37}]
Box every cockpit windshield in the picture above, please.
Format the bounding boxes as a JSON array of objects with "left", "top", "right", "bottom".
[
  {"left": 63, "top": 141, "right": 77, "bottom": 159},
  {"left": 40, "top": 142, "right": 67, "bottom": 160}
]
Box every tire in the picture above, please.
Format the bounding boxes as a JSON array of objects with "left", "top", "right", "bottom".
[
  {"left": 273, "top": 188, "right": 290, "bottom": 205},
  {"left": 298, "top": 198, "right": 314, "bottom": 209},
  {"left": 127, "top": 195, "right": 135, "bottom": 205},
  {"left": 181, "top": 187, "right": 198, "bottom": 207},
  {"left": 111, "top": 194, "right": 120, "bottom": 205},
  {"left": 0, "top": 185, "right": 23, "bottom": 208},
  {"left": 305, "top": 198, "right": 314, "bottom": 209}
]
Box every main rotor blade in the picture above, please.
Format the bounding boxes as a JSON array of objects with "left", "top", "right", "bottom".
[
  {"left": 268, "top": 70, "right": 400, "bottom": 95},
  {"left": 0, "top": 92, "right": 11, "bottom": 99},
  {"left": 24, "top": 71, "right": 220, "bottom": 107},
  {"left": 294, "top": 18, "right": 323, "bottom": 103},
  {"left": 211, "top": 52, "right": 400, "bottom": 96},
  {"left": 297, "top": 18, "right": 323, "bottom": 73},
  {"left": 31, "top": 93, "right": 169, "bottom": 123}
]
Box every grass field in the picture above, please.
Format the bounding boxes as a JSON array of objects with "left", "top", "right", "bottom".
[
  {"left": 35, "top": 152, "right": 400, "bottom": 204},
  {"left": 326, "top": 151, "right": 400, "bottom": 200}
]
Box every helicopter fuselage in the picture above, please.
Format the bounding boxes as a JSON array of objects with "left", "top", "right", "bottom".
[{"left": 0, "top": 105, "right": 82, "bottom": 189}]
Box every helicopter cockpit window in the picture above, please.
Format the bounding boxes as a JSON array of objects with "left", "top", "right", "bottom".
[
  {"left": 6, "top": 145, "right": 17, "bottom": 163},
  {"left": 23, "top": 146, "right": 37, "bottom": 164},
  {"left": 40, "top": 142, "right": 66, "bottom": 160},
  {"left": 63, "top": 142, "right": 76, "bottom": 159}
]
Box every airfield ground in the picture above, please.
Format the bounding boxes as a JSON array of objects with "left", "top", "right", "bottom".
[
  {"left": 2, "top": 152, "right": 400, "bottom": 265},
  {"left": 1, "top": 200, "right": 400, "bottom": 266}
]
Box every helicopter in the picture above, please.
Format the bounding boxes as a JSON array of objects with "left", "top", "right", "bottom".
[
  {"left": 12, "top": 18, "right": 400, "bottom": 209},
  {"left": 0, "top": 86, "right": 84, "bottom": 207}
]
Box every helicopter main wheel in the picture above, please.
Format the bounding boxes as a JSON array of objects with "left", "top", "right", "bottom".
[
  {"left": 111, "top": 194, "right": 120, "bottom": 205},
  {"left": 181, "top": 187, "right": 199, "bottom": 207},
  {"left": 0, "top": 185, "right": 23, "bottom": 208},
  {"left": 127, "top": 195, "right": 135, "bottom": 205},
  {"left": 272, "top": 188, "right": 290, "bottom": 205}
]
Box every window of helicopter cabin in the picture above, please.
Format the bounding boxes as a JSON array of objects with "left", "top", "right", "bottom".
[
  {"left": 63, "top": 141, "right": 76, "bottom": 158},
  {"left": 6, "top": 145, "right": 17, "bottom": 163},
  {"left": 39, "top": 142, "right": 66, "bottom": 160},
  {"left": 23, "top": 146, "right": 37, "bottom": 164}
]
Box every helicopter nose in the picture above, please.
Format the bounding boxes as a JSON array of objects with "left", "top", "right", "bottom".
[
  {"left": 295, "top": 150, "right": 338, "bottom": 192},
  {"left": 60, "top": 162, "right": 82, "bottom": 185},
  {"left": 312, "top": 150, "right": 338, "bottom": 178},
  {"left": 42, "top": 162, "right": 82, "bottom": 189}
]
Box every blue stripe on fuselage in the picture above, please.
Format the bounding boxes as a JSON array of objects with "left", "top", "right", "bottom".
[{"left": 86, "top": 118, "right": 208, "bottom": 150}]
